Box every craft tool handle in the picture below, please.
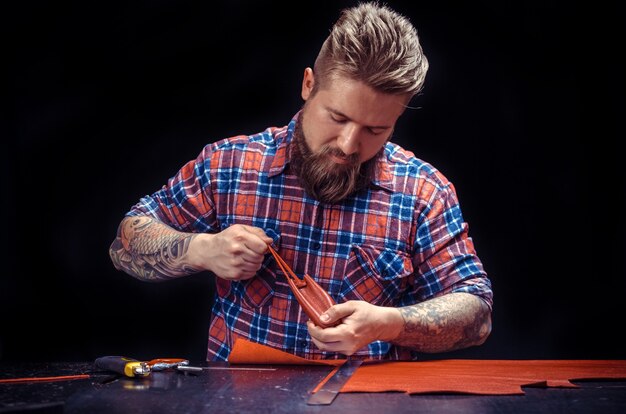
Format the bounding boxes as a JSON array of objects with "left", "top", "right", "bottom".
[{"left": 94, "top": 356, "right": 150, "bottom": 377}]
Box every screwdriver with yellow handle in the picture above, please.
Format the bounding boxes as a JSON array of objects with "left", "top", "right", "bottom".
[{"left": 94, "top": 356, "right": 189, "bottom": 378}]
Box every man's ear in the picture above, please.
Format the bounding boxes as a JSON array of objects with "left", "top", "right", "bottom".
[{"left": 301, "top": 68, "right": 314, "bottom": 100}]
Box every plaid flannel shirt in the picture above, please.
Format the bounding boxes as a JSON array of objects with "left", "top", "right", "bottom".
[{"left": 127, "top": 111, "right": 493, "bottom": 361}]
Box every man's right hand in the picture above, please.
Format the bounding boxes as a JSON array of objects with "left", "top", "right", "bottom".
[{"left": 191, "top": 224, "right": 273, "bottom": 281}]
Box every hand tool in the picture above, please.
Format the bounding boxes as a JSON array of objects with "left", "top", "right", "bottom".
[
  {"left": 94, "top": 356, "right": 189, "bottom": 378},
  {"left": 307, "top": 357, "right": 363, "bottom": 405},
  {"left": 94, "top": 356, "right": 151, "bottom": 378},
  {"left": 175, "top": 365, "right": 204, "bottom": 374},
  {"left": 148, "top": 358, "right": 190, "bottom": 371}
]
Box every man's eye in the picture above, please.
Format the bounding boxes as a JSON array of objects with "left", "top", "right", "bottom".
[
  {"left": 331, "top": 116, "right": 346, "bottom": 123},
  {"left": 368, "top": 128, "right": 384, "bottom": 135}
]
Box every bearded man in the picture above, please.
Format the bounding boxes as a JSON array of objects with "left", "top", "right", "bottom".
[{"left": 109, "top": 2, "right": 492, "bottom": 362}]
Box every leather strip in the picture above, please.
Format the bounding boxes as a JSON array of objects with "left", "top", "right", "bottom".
[{"left": 267, "top": 245, "right": 338, "bottom": 328}]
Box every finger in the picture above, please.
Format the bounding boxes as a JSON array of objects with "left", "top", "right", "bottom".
[
  {"left": 224, "top": 233, "right": 266, "bottom": 258},
  {"left": 307, "top": 322, "right": 342, "bottom": 351},
  {"left": 239, "top": 260, "right": 264, "bottom": 274},
  {"left": 237, "top": 251, "right": 266, "bottom": 266},
  {"left": 216, "top": 269, "right": 253, "bottom": 281},
  {"left": 307, "top": 320, "right": 322, "bottom": 336},
  {"left": 240, "top": 226, "right": 273, "bottom": 253},
  {"left": 307, "top": 320, "right": 341, "bottom": 340},
  {"left": 241, "top": 225, "right": 273, "bottom": 243},
  {"left": 230, "top": 266, "right": 259, "bottom": 281},
  {"left": 310, "top": 337, "right": 345, "bottom": 354}
]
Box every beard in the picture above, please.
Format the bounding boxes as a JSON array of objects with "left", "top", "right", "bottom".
[{"left": 289, "top": 113, "right": 380, "bottom": 204}]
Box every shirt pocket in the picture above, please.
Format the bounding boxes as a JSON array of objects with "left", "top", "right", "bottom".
[{"left": 338, "top": 244, "right": 413, "bottom": 306}]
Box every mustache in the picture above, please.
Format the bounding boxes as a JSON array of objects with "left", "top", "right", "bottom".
[{"left": 319, "top": 146, "right": 359, "bottom": 165}]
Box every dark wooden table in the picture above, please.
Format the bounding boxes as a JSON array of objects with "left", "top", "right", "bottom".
[{"left": 1, "top": 361, "right": 626, "bottom": 413}]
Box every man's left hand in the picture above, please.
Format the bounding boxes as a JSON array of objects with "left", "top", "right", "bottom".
[{"left": 306, "top": 300, "right": 403, "bottom": 356}]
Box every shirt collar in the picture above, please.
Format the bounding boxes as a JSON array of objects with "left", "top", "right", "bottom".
[
  {"left": 371, "top": 153, "right": 394, "bottom": 192},
  {"left": 268, "top": 112, "right": 299, "bottom": 177}
]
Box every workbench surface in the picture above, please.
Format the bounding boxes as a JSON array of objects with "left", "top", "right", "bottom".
[{"left": 1, "top": 361, "right": 626, "bottom": 413}]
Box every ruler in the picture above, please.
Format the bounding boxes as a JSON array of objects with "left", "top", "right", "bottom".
[{"left": 307, "top": 358, "right": 363, "bottom": 405}]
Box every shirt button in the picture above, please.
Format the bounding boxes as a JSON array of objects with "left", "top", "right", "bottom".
[
  {"left": 300, "top": 341, "right": 308, "bottom": 348},
  {"left": 312, "top": 242, "right": 321, "bottom": 250}
]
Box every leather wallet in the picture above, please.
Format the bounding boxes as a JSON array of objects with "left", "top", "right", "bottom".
[{"left": 267, "top": 245, "right": 338, "bottom": 328}]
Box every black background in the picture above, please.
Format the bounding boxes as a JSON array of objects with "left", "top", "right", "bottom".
[{"left": 2, "top": 0, "right": 624, "bottom": 363}]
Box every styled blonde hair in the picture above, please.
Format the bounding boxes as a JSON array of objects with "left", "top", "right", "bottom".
[{"left": 312, "top": 1, "right": 429, "bottom": 99}]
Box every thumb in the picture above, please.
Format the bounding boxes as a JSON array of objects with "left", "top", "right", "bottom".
[{"left": 320, "top": 302, "right": 353, "bottom": 324}]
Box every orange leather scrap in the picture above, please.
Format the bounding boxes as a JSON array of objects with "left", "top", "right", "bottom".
[
  {"left": 228, "top": 338, "right": 344, "bottom": 366},
  {"left": 229, "top": 339, "right": 626, "bottom": 395}
]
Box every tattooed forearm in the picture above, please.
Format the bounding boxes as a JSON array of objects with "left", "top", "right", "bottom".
[
  {"left": 109, "top": 216, "right": 200, "bottom": 281},
  {"left": 393, "top": 293, "right": 492, "bottom": 353}
]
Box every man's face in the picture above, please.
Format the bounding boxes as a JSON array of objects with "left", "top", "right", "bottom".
[{"left": 290, "top": 70, "right": 408, "bottom": 204}]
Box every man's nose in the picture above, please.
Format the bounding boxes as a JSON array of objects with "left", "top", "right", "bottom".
[{"left": 337, "top": 124, "right": 359, "bottom": 155}]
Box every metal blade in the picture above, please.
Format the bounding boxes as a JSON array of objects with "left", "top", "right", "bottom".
[{"left": 307, "top": 358, "right": 363, "bottom": 405}]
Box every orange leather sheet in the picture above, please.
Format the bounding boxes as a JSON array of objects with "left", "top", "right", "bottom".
[
  {"left": 229, "top": 338, "right": 345, "bottom": 366},
  {"left": 228, "top": 339, "right": 626, "bottom": 395},
  {"left": 343, "top": 359, "right": 626, "bottom": 395}
]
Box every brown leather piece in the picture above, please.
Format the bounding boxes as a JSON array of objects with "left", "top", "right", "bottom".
[
  {"left": 229, "top": 339, "right": 626, "bottom": 395},
  {"left": 267, "top": 245, "right": 338, "bottom": 328}
]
